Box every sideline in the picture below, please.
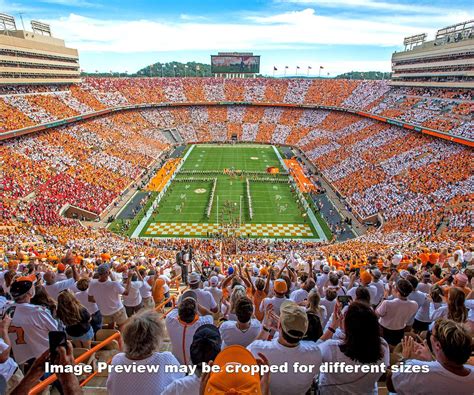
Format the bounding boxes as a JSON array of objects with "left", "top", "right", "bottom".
[
  {"left": 131, "top": 145, "right": 195, "bottom": 237},
  {"left": 272, "top": 146, "right": 327, "bottom": 242}
]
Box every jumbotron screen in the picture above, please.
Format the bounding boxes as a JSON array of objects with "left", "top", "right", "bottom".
[{"left": 211, "top": 55, "right": 260, "bottom": 74}]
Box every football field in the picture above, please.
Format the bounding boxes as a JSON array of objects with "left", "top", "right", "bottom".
[{"left": 137, "top": 144, "right": 326, "bottom": 240}]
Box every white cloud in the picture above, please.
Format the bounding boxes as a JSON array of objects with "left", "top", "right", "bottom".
[
  {"left": 275, "top": 0, "right": 459, "bottom": 14},
  {"left": 46, "top": 8, "right": 468, "bottom": 54}
]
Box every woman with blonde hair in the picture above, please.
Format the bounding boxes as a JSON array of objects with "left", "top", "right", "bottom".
[{"left": 56, "top": 290, "right": 93, "bottom": 348}]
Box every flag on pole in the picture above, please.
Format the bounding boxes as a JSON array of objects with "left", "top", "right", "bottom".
[
  {"left": 273, "top": 66, "right": 278, "bottom": 71},
  {"left": 296, "top": 66, "right": 300, "bottom": 69},
  {"left": 285, "top": 66, "right": 289, "bottom": 69},
  {"left": 320, "top": 66, "right": 324, "bottom": 69},
  {"left": 308, "top": 66, "right": 312, "bottom": 69}
]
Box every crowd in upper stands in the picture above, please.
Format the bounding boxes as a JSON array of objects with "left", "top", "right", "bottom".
[{"left": 0, "top": 78, "right": 472, "bottom": 139}]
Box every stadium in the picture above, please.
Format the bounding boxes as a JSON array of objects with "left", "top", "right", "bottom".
[{"left": 0, "top": 7, "right": 473, "bottom": 395}]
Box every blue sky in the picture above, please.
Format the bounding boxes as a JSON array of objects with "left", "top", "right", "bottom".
[{"left": 2, "top": 0, "right": 472, "bottom": 75}]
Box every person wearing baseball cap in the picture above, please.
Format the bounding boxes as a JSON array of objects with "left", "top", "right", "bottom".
[
  {"left": 88, "top": 264, "right": 132, "bottom": 331},
  {"left": 43, "top": 260, "right": 79, "bottom": 301},
  {"left": 9, "top": 274, "right": 59, "bottom": 366},
  {"left": 187, "top": 272, "right": 218, "bottom": 313},
  {"left": 165, "top": 290, "right": 214, "bottom": 365},
  {"left": 347, "top": 271, "right": 378, "bottom": 306},
  {"left": 370, "top": 269, "right": 385, "bottom": 306},
  {"left": 248, "top": 301, "right": 322, "bottom": 395},
  {"left": 259, "top": 279, "right": 288, "bottom": 318},
  {"left": 163, "top": 324, "right": 222, "bottom": 395},
  {"left": 203, "top": 276, "right": 223, "bottom": 314},
  {"left": 202, "top": 345, "right": 270, "bottom": 395},
  {"left": 316, "top": 265, "right": 331, "bottom": 295}
]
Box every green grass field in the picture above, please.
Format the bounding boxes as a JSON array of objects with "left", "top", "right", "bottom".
[{"left": 134, "top": 144, "right": 326, "bottom": 240}]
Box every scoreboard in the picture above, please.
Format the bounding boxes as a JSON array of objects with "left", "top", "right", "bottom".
[{"left": 211, "top": 53, "right": 260, "bottom": 74}]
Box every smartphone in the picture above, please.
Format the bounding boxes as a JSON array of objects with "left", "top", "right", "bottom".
[
  {"left": 49, "top": 331, "right": 67, "bottom": 359},
  {"left": 355, "top": 268, "right": 360, "bottom": 276},
  {"left": 337, "top": 295, "right": 353, "bottom": 307}
]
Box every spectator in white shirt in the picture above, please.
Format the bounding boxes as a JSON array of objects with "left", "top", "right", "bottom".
[
  {"left": 162, "top": 324, "right": 222, "bottom": 395},
  {"left": 8, "top": 275, "right": 58, "bottom": 367},
  {"left": 122, "top": 269, "right": 145, "bottom": 317},
  {"left": 290, "top": 278, "right": 315, "bottom": 305},
  {"left": 204, "top": 276, "right": 223, "bottom": 313},
  {"left": 248, "top": 301, "right": 322, "bottom": 395},
  {"left": 88, "top": 264, "right": 131, "bottom": 331},
  {"left": 43, "top": 263, "right": 78, "bottom": 301},
  {"left": 413, "top": 284, "right": 444, "bottom": 333},
  {"left": 320, "top": 289, "right": 337, "bottom": 328},
  {"left": 318, "top": 301, "right": 390, "bottom": 395},
  {"left": 186, "top": 272, "right": 218, "bottom": 313},
  {"left": 138, "top": 268, "right": 155, "bottom": 310},
  {"left": 388, "top": 319, "right": 474, "bottom": 394},
  {"left": 75, "top": 278, "right": 102, "bottom": 333},
  {"left": 347, "top": 271, "right": 378, "bottom": 306},
  {"left": 417, "top": 272, "right": 433, "bottom": 294},
  {"left": 260, "top": 279, "right": 288, "bottom": 317},
  {"left": 376, "top": 279, "right": 418, "bottom": 346},
  {"left": 220, "top": 297, "right": 261, "bottom": 348},
  {"left": 107, "top": 310, "right": 184, "bottom": 395},
  {"left": 165, "top": 290, "right": 213, "bottom": 365},
  {"left": 316, "top": 265, "right": 331, "bottom": 294},
  {"left": 406, "top": 275, "right": 427, "bottom": 327},
  {"left": 370, "top": 269, "right": 385, "bottom": 306}
]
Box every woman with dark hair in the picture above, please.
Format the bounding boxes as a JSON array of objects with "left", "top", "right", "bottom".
[
  {"left": 31, "top": 285, "right": 57, "bottom": 317},
  {"left": 376, "top": 279, "right": 418, "bottom": 346},
  {"left": 57, "top": 290, "right": 93, "bottom": 349},
  {"left": 318, "top": 301, "right": 390, "bottom": 394},
  {"left": 355, "top": 286, "right": 371, "bottom": 306}
]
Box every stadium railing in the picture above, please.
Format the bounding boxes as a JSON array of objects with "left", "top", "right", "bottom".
[{"left": 28, "top": 280, "right": 184, "bottom": 394}]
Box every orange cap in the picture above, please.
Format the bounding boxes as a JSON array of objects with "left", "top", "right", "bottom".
[
  {"left": 205, "top": 345, "right": 261, "bottom": 394},
  {"left": 15, "top": 274, "right": 37, "bottom": 283},
  {"left": 259, "top": 267, "right": 268, "bottom": 276},
  {"left": 360, "top": 271, "right": 372, "bottom": 284},
  {"left": 57, "top": 263, "right": 66, "bottom": 272},
  {"left": 274, "top": 279, "right": 288, "bottom": 294}
]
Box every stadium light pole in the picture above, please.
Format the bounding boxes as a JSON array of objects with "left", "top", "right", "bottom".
[
  {"left": 173, "top": 64, "right": 176, "bottom": 77},
  {"left": 284, "top": 66, "right": 288, "bottom": 77},
  {"left": 185, "top": 65, "right": 188, "bottom": 77}
]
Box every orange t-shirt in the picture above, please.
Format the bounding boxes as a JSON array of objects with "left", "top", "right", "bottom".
[
  {"left": 152, "top": 278, "right": 166, "bottom": 304},
  {"left": 419, "top": 253, "right": 429, "bottom": 266},
  {"left": 429, "top": 253, "right": 440, "bottom": 265}
]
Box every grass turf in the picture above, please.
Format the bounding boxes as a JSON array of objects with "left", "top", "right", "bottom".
[{"left": 138, "top": 144, "right": 323, "bottom": 239}]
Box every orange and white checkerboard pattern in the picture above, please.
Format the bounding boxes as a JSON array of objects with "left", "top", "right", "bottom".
[{"left": 144, "top": 222, "right": 313, "bottom": 238}]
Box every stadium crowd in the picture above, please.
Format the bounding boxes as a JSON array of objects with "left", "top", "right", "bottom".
[
  {"left": 0, "top": 78, "right": 472, "bottom": 140},
  {"left": 0, "top": 241, "right": 472, "bottom": 394},
  {"left": 0, "top": 77, "right": 472, "bottom": 394}
]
